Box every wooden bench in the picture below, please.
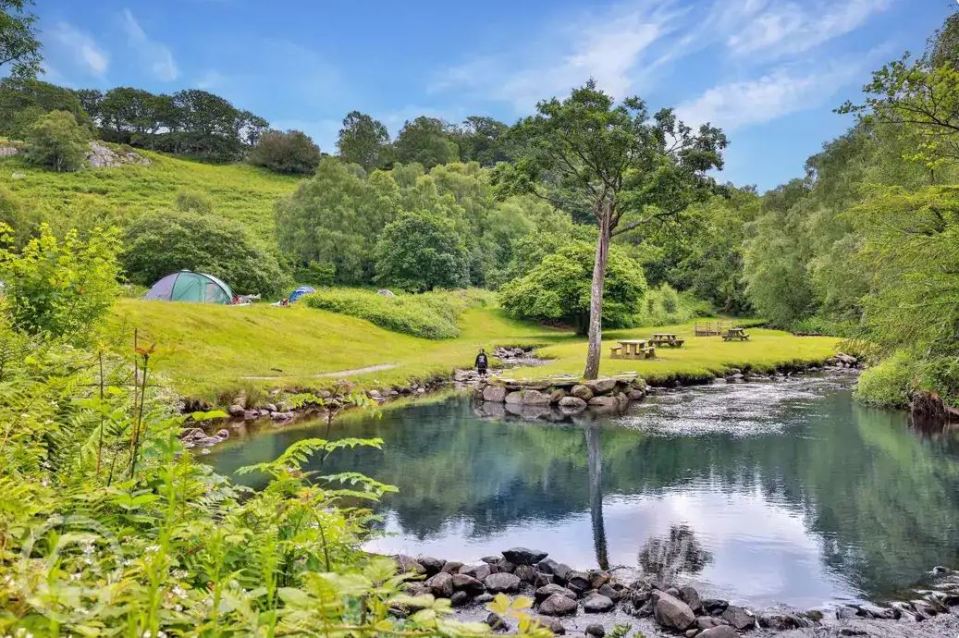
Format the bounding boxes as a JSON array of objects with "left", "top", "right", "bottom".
[{"left": 722, "top": 328, "right": 750, "bottom": 342}]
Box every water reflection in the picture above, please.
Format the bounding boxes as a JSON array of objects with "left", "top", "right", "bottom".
[{"left": 207, "top": 375, "right": 959, "bottom": 608}]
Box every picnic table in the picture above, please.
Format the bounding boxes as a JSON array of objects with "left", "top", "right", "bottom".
[
  {"left": 611, "top": 339, "right": 656, "bottom": 359},
  {"left": 650, "top": 333, "right": 685, "bottom": 347},
  {"left": 723, "top": 327, "right": 750, "bottom": 342}
]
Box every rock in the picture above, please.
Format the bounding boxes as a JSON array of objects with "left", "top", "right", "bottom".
[
  {"left": 696, "top": 616, "right": 721, "bottom": 630},
  {"left": 582, "top": 594, "right": 615, "bottom": 613},
  {"left": 587, "top": 395, "right": 619, "bottom": 408},
  {"left": 394, "top": 555, "right": 425, "bottom": 575},
  {"left": 482, "top": 555, "right": 502, "bottom": 564},
  {"left": 627, "top": 389, "right": 646, "bottom": 401},
  {"left": 856, "top": 602, "right": 897, "bottom": 619},
  {"left": 515, "top": 564, "right": 538, "bottom": 583},
  {"left": 228, "top": 404, "right": 245, "bottom": 417},
  {"left": 551, "top": 563, "right": 573, "bottom": 583},
  {"left": 835, "top": 606, "right": 858, "bottom": 620},
  {"left": 505, "top": 391, "right": 523, "bottom": 404},
  {"left": 452, "top": 573, "right": 486, "bottom": 595},
  {"left": 495, "top": 558, "right": 517, "bottom": 573},
  {"left": 377, "top": 289, "right": 396, "bottom": 297},
  {"left": 586, "top": 378, "right": 617, "bottom": 394},
  {"left": 679, "top": 585, "right": 703, "bottom": 614},
  {"left": 565, "top": 571, "right": 591, "bottom": 594},
  {"left": 535, "top": 584, "right": 577, "bottom": 603},
  {"left": 911, "top": 391, "right": 947, "bottom": 424},
  {"left": 721, "top": 605, "right": 755, "bottom": 630},
  {"left": 653, "top": 592, "right": 696, "bottom": 631},
  {"left": 533, "top": 615, "right": 566, "bottom": 634},
  {"left": 549, "top": 389, "right": 567, "bottom": 404},
  {"left": 702, "top": 598, "right": 728, "bottom": 615},
  {"left": 558, "top": 396, "right": 587, "bottom": 411},
  {"left": 426, "top": 572, "right": 453, "bottom": 597},
  {"left": 442, "top": 560, "right": 463, "bottom": 573},
  {"left": 405, "top": 582, "right": 430, "bottom": 597},
  {"left": 459, "top": 563, "right": 492, "bottom": 581},
  {"left": 537, "top": 558, "right": 560, "bottom": 574},
  {"left": 570, "top": 385, "right": 594, "bottom": 401},
  {"left": 474, "top": 593, "right": 494, "bottom": 604},
  {"left": 588, "top": 570, "right": 611, "bottom": 589},
  {"left": 484, "top": 572, "right": 521, "bottom": 593},
  {"left": 698, "top": 627, "right": 738, "bottom": 638},
  {"left": 86, "top": 141, "right": 150, "bottom": 168},
  {"left": 759, "top": 612, "right": 809, "bottom": 630},
  {"left": 598, "top": 583, "right": 620, "bottom": 601},
  {"left": 521, "top": 390, "right": 551, "bottom": 405},
  {"left": 585, "top": 624, "right": 605, "bottom": 637},
  {"left": 450, "top": 590, "right": 469, "bottom": 606},
  {"left": 503, "top": 547, "right": 549, "bottom": 565},
  {"left": 485, "top": 612, "right": 509, "bottom": 632},
  {"left": 418, "top": 556, "right": 444, "bottom": 576},
  {"left": 539, "top": 593, "right": 578, "bottom": 616}
]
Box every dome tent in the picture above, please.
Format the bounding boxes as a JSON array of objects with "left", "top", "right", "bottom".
[
  {"left": 288, "top": 285, "right": 315, "bottom": 303},
  {"left": 144, "top": 270, "right": 234, "bottom": 304}
]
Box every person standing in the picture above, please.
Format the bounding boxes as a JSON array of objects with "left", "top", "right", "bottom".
[{"left": 475, "top": 348, "right": 489, "bottom": 377}]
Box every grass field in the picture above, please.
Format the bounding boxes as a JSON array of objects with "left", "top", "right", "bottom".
[
  {"left": 0, "top": 150, "right": 301, "bottom": 236},
  {"left": 109, "top": 298, "right": 840, "bottom": 401}
]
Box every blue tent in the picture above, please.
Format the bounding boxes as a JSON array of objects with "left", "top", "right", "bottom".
[{"left": 288, "top": 286, "right": 316, "bottom": 303}]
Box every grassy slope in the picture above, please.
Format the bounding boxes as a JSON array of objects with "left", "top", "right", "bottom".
[
  {"left": 110, "top": 298, "right": 839, "bottom": 400},
  {"left": 0, "top": 149, "right": 300, "bottom": 236}
]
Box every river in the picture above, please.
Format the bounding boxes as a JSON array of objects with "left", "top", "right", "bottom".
[{"left": 206, "top": 372, "right": 959, "bottom": 610}]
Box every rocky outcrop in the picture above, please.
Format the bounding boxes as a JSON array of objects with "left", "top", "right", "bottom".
[
  {"left": 86, "top": 141, "right": 151, "bottom": 168},
  {"left": 476, "top": 374, "right": 646, "bottom": 419}
]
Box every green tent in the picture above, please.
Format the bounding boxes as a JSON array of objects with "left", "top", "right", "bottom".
[{"left": 144, "top": 270, "right": 233, "bottom": 304}]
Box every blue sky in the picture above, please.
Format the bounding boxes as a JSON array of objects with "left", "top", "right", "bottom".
[{"left": 34, "top": 0, "right": 955, "bottom": 190}]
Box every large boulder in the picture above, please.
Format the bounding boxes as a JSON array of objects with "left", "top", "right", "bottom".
[
  {"left": 587, "top": 395, "right": 619, "bottom": 409},
  {"left": 558, "top": 396, "right": 587, "bottom": 410},
  {"left": 570, "top": 385, "right": 594, "bottom": 401},
  {"left": 484, "top": 572, "right": 521, "bottom": 593},
  {"left": 520, "top": 390, "right": 551, "bottom": 405},
  {"left": 503, "top": 547, "right": 549, "bottom": 565},
  {"left": 418, "top": 556, "right": 444, "bottom": 575},
  {"left": 586, "top": 378, "right": 617, "bottom": 394},
  {"left": 535, "top": 583, "right": 577, "bottom": 603},
  {"left": 394, "top": 555, "right": 425, "bottom": 575},
  {"left": 483, "top": 385, "right": 508, "bottom": 403},
  {"left": 539, "top": 593, "right": 578, "bottom": 616},
  {"left": 459, "top": 563, "right": 491, "bottom": 581},
  {"left": 678, "top": 585, "right": 703, "bottom": 614},
  {"left": 452, "top": 573, "right": 486, "bottom": 595},
  {"left": 426, "top": 572, "right": 454, "bottom": 598},
  {"left": 722, "top": 605, "right": 756, "bottom": 630},
  {"left": 504, "top": 391, "right": 523, "bottom": 404},
  {"left": 582, "top": 594, "right": 615, "bottom": 613},
  {"left": 653, "top": 592, "right": 696, "bottom": 631}
]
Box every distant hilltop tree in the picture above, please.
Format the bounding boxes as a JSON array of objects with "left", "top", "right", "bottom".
[{"left": 249, "top": 129, "right": 321, "bottom": 175}]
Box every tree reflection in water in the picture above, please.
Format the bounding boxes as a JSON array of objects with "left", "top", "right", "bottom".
[{"left": 638, "top": 524, "right": 713, "bottom": 582}]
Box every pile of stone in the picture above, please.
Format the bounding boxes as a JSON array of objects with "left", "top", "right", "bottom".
[
  {"left": 825, "top": 353, "right": 859, "bottom": 369},
  {"left": 393, "top": 547, "right": 822, "bottom": 636},
  {"left": 180, "top": 427, "right": 231, "bottom": 449},
  {"left": 86, "top": 141, "right": 151, "bottom": 168},
  {"left": 476, "top": 375, "right": 646, "bottom": 416}
]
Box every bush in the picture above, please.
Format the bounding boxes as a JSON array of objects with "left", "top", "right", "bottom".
[
  {"left": 0, "top": 187, "right": 42, "bottom": 247},
  {"left": 122, "top": 209, "right": 287, "bottom": 296},
  {"left": 499, "top": 241, "right": 646, "bottom": 334},
  {"left": 0, "top": 223, "right": 120, "bottom": 343},
  {"left": 248, "top": 129, "right": 321, "bottom": 174},
  {"left": 855, "top": 350, "right": 917, "bottom": 408},
  {"left": 23, "top": 110, "right": 91, "bottom": 172},
  {"left": 374, "top": 212, "right": 470, "bottom": 292},
  {"left": 635, "top": 283, "right": 711, "bottom": 326},
  {"left": 304, "top": 288, "right": 487, "bottom": 339},
  {"left": 174, "top": 188, "right": 214, "bottom": 214}
]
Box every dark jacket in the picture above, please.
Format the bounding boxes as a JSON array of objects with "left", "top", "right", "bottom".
[{"left": 475, "top": 353, "right": 488, "bottom": 369}]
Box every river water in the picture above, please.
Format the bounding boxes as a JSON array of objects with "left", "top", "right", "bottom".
[{"left": 206, "top": 373, "right": 959, "bottom": 610}]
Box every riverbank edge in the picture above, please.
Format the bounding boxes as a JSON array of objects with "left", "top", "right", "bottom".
[{"left": 180, "top": 349, "right": 860, "bottom": 450}]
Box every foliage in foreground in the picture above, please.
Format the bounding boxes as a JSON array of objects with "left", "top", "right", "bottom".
[{"left": 304, "top": 288, "right": 490, "bottom": 339}]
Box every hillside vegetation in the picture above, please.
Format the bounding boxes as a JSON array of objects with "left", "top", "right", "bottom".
[{"left": 0, "top": 149, "right": 300, "bottom": 236}]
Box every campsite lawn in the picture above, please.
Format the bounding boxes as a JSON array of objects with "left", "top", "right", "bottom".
[{"left": 110, "top": 298, "right": 841, "bottom": 401}]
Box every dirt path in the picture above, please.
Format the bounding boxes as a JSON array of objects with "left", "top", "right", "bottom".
[{"left": 241, "top": 363, "right": 397, "bottom": 381}]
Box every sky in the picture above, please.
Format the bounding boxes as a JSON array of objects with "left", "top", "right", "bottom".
[{"left": 33, "top": 0, "right": 956, "bottom": 190}]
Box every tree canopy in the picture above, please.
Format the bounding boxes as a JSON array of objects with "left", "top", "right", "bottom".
[{"left": 0, "top": 0, "right": 41, "bottom": 78}]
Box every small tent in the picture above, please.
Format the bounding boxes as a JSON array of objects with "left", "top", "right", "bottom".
[
  {"left": 288, "top": 285, "right": 316, "bottom": 303},
  {"left": 144, "top": 270, "right": 234, "bottom": 304}
]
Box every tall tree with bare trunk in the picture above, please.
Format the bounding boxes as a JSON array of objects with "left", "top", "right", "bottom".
[{"left": 494, "top": 81, "right": 726, "bottom": 379}]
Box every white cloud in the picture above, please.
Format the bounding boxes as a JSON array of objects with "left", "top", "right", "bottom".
[
  {"left": 121, "top": 9, "right": 179, "bottom": 81},
  {"left": 725, "top": 0, "right": 891, "bottom": 59},
  {"left": 432, "top": 2, "right": 685, "bottom": 111},
  {"left": 47, "top": 22, "right": 109, "bottom": 77},
  {"left": 675, "top": 64, "right": 861, "bottom": 131}
]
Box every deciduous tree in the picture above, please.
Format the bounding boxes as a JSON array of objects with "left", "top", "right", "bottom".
[
  {"left": 336, "top": 110, "right": 390, "bottom": 171},
  {"left": 0, "top": 0, "right": 41, "bottom": 78}
]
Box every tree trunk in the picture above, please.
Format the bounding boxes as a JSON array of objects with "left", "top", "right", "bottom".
[{"left": 583, "top": 210, "right": 611, "bottom": 380}]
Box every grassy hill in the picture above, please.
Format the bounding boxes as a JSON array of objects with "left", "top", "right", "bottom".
[
  {"left": 0, "top": 148, "right": 301, "bottom": 237},
  {"left": 109, "top": 298, "right": 839, "bottom": 401}
]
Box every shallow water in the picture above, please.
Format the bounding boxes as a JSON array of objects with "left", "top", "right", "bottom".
[{"left": 207, "top": 374, "right": 959, "bottom": 609}]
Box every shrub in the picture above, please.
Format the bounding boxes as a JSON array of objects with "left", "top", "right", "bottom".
[
  {"left": 248, "top": 129, "right": 321, "bottom": 174},
  {"left": 499, "top": 241, "right": 646, "bottom": 334},
  {"left": 174, "top": 188, "right": 214, "bottom": 214},
  {"left": 304, "top": 288, "right": 487, "bottom": 339},
  {"left": 22, "top": 110, "right": 91, "bottom": 172},
  {"left": 374, "top": 212, "right": 470, "bottom": 292},
  {"left": 0, "top": 186, "right": 42, "bottom": 247},
  {"left": 122, "top": 209, "right": 287, "bottom": 296},
  {"left": 635, "top": 283, "right": 711, "bottom": 326},
  {"left": 0, "top": 222, "right": 120, "bottom": 343},
  {"left": 855, "top": 350, "right": 917, "bottom": 408}
]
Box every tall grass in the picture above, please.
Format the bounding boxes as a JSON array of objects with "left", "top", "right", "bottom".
[{"left": 303, "top": 288, "right": 491, "bottom": 339}]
